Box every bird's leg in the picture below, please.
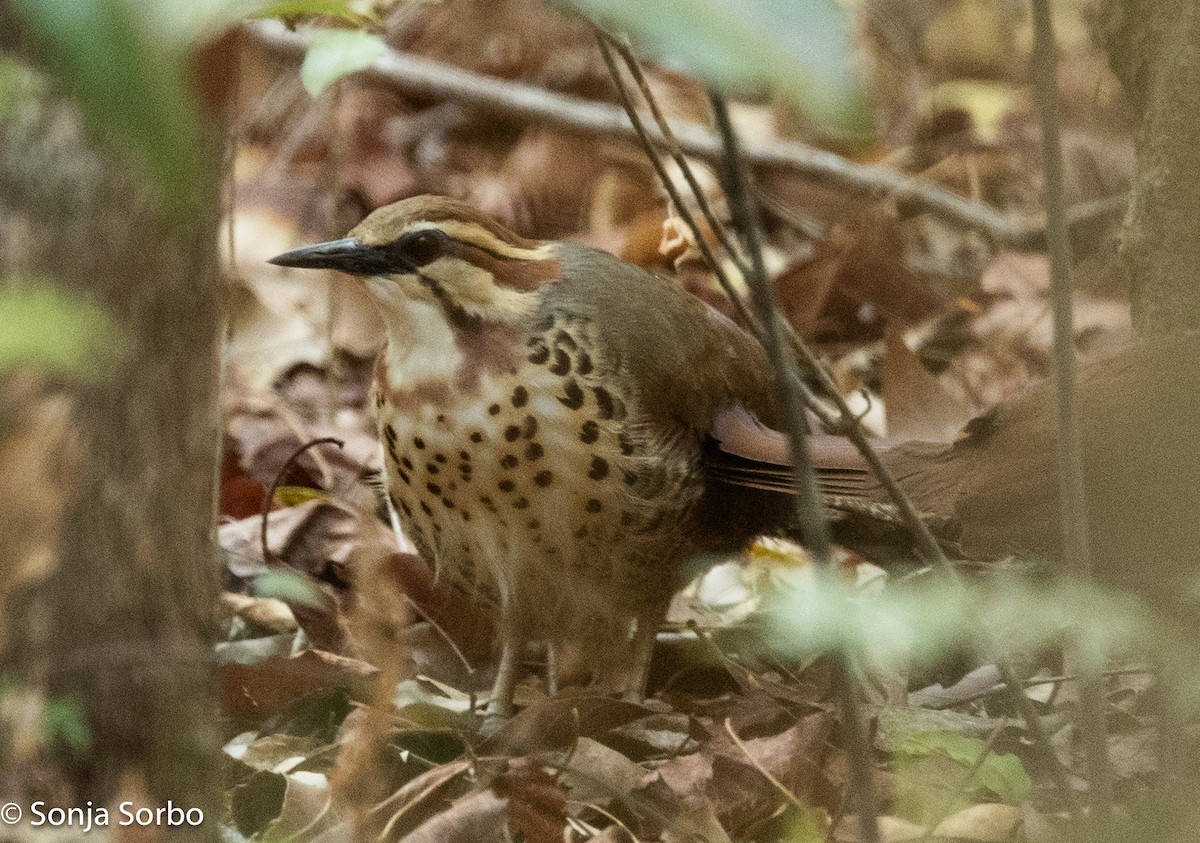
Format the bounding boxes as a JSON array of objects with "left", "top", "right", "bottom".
[
  {"left": 622, "top": 608, "right": 664, "bottom": 703},
  {"left": 488, "top": 631, "right": 525, "bottom": 716}
]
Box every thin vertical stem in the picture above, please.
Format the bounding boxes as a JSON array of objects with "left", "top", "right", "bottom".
[
  {"left": 708, "top": 92, "right": 880, "bottom": 843},
  {"left": 1029, "top": 0, "right": 1109, "bottom": 819}
]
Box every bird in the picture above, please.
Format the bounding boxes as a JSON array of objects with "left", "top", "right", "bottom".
[
  {"left": 269, "top": 194, "right": 1200, "bottom": 712},
  {"left": 269, "top": 195, "right": 792, "bottom": 713}
]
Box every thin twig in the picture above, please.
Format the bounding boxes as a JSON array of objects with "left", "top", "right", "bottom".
[
  {"left": 400, "top": 593, "right": 475, "bottom": 677},
  {"left": 260, "top": 436, "right": 345, "bottom": 565},
  {"left": 724, "top": 716, "right": 808, "bottom": 811},
  {"left": 1030, "top": 0, "right": 1110, "bottom": 819},
  {"left": 592, "top": 32, "right": 758, "bottom": 332},
  {"left": 247, "top": 19, "right": 1125, "bottom": 247},
  {"left": 709, "top": 91, "right": 881, "bottom": 843},
  {"left": 596, "top": 27, "right": 756, "bottom": 284}
]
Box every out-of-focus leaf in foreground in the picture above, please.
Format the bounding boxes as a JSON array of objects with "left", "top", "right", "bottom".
[
  {"left": 10, "top": 0, "right": 213, "bottom": 224},
  {"left": 300, "top": 28, "right": 388, "bottom": 97},
  {"left": 0, "top": 281, "right": 125, "bottom": 380},
  {"left": 565, "top": 0, "right": 873, "bottom": 139}
]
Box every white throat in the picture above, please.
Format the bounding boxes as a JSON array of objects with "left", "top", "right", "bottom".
[{"left": 366, "top": 282, "right": 462, "bottom": 386}]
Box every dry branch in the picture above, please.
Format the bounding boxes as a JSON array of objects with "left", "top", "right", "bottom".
[{"left": 247, "top": 20, "right": 1121, "bottom": 247}]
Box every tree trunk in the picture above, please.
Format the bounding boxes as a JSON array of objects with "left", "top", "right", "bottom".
[
  {"left": 1094, "top": 0, "right": 1200, "bottom": 334},
  {"left": 0, "top": 68, "right": 223, "bottom": 843}
]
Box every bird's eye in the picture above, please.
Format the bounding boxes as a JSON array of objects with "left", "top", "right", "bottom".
[{"left": 391, "top": 230, "right": 447, "bottom": 268}]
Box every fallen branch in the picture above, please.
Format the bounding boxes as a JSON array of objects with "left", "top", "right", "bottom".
[{"left": 247, "top": 20, "right": 1121, "bottom": 247}]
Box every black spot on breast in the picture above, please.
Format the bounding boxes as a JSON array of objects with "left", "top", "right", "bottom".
[
  {"left": 623, "top": 469, "right": 638, "bottom": 485},
  {"left": 413, "top": 436, "right": 426, "bottom": 450},
  {"left": 442, "top": 497, "right": 455, "bottom": 509},
  {"left": 401, "top": 456, "right": 414, "bottom": 470},
  {"left": 574, "top": 525, "right": 589, "bottom": 539},
  {"left": 504, "top": 425, "right": 521, "bottom": 442},
  {"left": 396, "top": 469, "right": 411, "bottom": 484},
  {"left": 555, "top": 329, "right": 577, "bottom": 350},
  {"left": 513, "top": 497, "right": 530, "bottom": 509},
  {"left": 528, "top": 340, "right": 550, "bottom": 365},
  {"left": 462, "top": 511, "right": 471, "bottom": 522},
  {"left": 549, "top": 348, "right": 571, "bottom": 376},
  {"left": 579, "top": 420, "right": 599, "bottom": 444},
  {"left": 427, "top": 463, "right": 439, "bottom": 474},
  {"left": 618, "top": 433, "right": 634, "bottom": 455},
  {"left": 437, "top": 414, "right": 446, "bottom": 424},
  {"left": 500, "top": 454, "right": 519, "bottom": 469},
  {"left": 593, "top": 387, "right": 615, "bottom": 419},
  {"left": 420, "top": 501, "right": 434, "bottom": 516},
  {"left": 533, "top": 470, "right": 553, "bottom": 487},
  {"left": 511, "top": 385, "right": 529, "bottom": 407},
  {"left": 459, "top": 450, "right": 471, "bottom": 461},
  {"left": 559, "top": 378, "right": 584, "bottom": 409},
  {"left": 575, "top": 350, "right": 593, "bottom": 375},
  {"left": 521, "top": 415, "right": 537, "bottom": 438},
  {"left": 399, "top": 500, "right": 413, "bottom": 518},
  {"left": 585, "top": 498, "right": 603, "bottom": 513},
  {"left": 427, "top": 482, "right": 442, "bottom": 495},
  {"left": 470, "top": 431, "right": 484, "bottom": 443},
  {"left": 588, "top": 457, "right": 609, "bottom": 480},
  {"left": 435, "top": 453, "right": 447, "bottom": 463},
  {"left": 488, "top": 403, "right": 501, "bottom": 416},
  {"left": 525, "top": 442, "right": 544, "bottom": 461},
  {"left": 498, "top": 479, "right": 516, "bottom": 493},
  {"left": 527, "top": 518, "right": 540, "bottom": 530},
  {"left": 384, "top": 425, "right": 397, "bottom": 445}
]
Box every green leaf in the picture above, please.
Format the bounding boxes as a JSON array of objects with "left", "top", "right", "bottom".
[
  {"left": 0, "top": 281, "right": 125, "bottom": 379},
  {"left": 250, "top": 0, "right": 372, "bottom": 24},
  {"left": 565, "top": 0, "right": 874, "bottom": 139},
  {"left": 300, "top": 29, "right": 388, "bottom": 97},
  {"left": 893, "top": 730, "right": 1032, "bottom": 805},
  {"left": 254, "top": 570, "right": 327, "bottom": 609},
  {"left": 42, "top": 696, "right": 92, "bottom": 751},
  {"left": 0, "top": 55, "right": 44, "bottom": 121}
]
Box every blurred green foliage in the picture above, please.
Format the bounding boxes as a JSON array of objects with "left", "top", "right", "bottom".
[
  {"left": 300, "top": 28, "right": 387, "bottom": 96},
  {"left": 564, "top": 0, "right": 874, "bottom": 140},
  {"left": 893, "top": 729, "right": 1032, "bottom": 808},
  {"left": 768, "top": 570, "right": 1154, "bottom": 675},
  {"left": 253, "top": 569, "right": 328, "bottom": 610},
  {"left": 0, "top": 281, "right": 125, "bottom": 380},
  {"left": 11, "top": 0, "right": 208, "bottom": 225}
]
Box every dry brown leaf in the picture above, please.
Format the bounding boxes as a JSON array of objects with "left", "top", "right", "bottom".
[
  {"left": 219, "top": 649, "right": 378, "bottom": 721},
  {"left": 882, "top": 326, "right": 974, "bottom": 442},
  {"left": 492, "top": 759, "right": 567, "bottom": 843},
  {"left": 399, "top": 789, "right": 507, "bottom": 843}
]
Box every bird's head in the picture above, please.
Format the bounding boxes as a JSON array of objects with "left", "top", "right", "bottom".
[{"left": 269, "top": 195, "right": 561, "bottom": 325}]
